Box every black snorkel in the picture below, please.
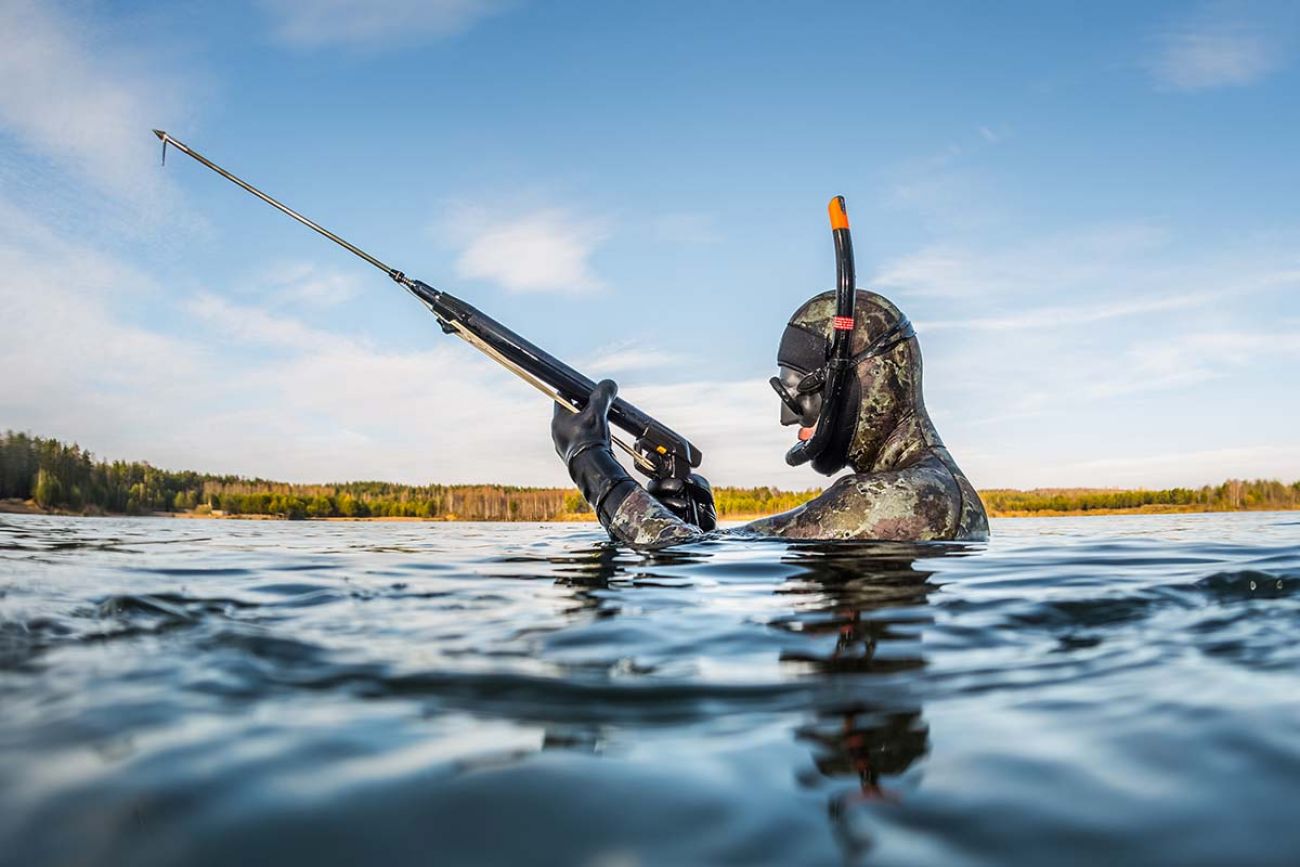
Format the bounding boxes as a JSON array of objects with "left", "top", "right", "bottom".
[{"left": 785, "top": 196, "right": 857, "bottom": 469}]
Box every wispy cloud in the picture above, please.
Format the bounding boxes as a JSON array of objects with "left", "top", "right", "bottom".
[
  {"left": 873, "top": 224, "right": 1170, "bottom": 298},
  {"left": 261, "top": 0, "right": 511, "bottom": 49},
  {"left": 874, "top": 221, "right": 1300, "bottom": 332},
  {"left": 0, "top": 192, "right": 809, "bottom": 487},
  {"left": 187, "top": 293, "right": 343, "bottom": 352},
  {"left": 0, "top": 0, "right": 186, "bottom": 204},
  {"left": 581, "top": 342, "right": 683, "bottom": 376},
  {"left": 884, "top": 126, "right": 1011, "bottom": 229},
  {"left": 0, "top": 203, "right": 569, "bottom": 485},
  {"left": 255, "top": 262, "right": 363, "bottom": 307},
  {"left": 616, "top": 378, "right": 815, "bottom": 489},
  {"left": 1146, "top": 11, "right": 1289, "bottom": 91},
  {"left": 0, "top": 203, "right": 209, "bottom": 432},
  {"left": 444, "top": 206, "right": 609, "bottom": 294},
  {"left": 920, "top": 292, "right": 1215, "bottom": 332},
  {"left": 883, "top": 215, "right": 1300, "bottom": 489},
  {"left": 1058, "top": 445, "right": 1300, "bottom": 487},
  {"left": 1090, "top": 328, "right": 1300, "bottom": 398}
]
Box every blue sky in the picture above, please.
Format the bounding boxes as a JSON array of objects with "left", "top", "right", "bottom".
[{"left": 2, "top": 0, "right": 1298, "bottom": 489}]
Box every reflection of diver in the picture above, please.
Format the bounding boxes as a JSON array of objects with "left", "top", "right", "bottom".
[
  {"left": 776, "top": 542, "right": 970, "bottom": 812},
  {"left": 543, "top": 538, "right": 969, "bottom": 849},
  {"left": 800, "top": 709, "right": 928, "bottom": 804},
  {"left": 549, "top": 198, "right": 988, "bottom": 549}
]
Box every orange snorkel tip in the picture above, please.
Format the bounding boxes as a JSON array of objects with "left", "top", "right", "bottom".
[{"left": 828, "top": 195, "right": 850, "bottom": 231}]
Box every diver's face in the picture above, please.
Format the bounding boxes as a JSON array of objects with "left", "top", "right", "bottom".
[{"left": 776, "top": 365, "right": 822, "bottom": 428}]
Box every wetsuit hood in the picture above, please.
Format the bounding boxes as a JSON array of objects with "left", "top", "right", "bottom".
[{"left": 777, "top": 290, "right": 928, "bottom": 475}]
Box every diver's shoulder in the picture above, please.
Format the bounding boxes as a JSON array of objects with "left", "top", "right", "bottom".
[{"left": 838, "top": 451, "right": 954, "bottom": 488}]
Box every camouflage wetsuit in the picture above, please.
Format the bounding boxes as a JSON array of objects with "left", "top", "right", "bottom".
[{"left": 555, "top": 291, "right": 989, "bottom": 550}]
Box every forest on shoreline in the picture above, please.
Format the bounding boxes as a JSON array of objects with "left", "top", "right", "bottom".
[{"left": 2, "top": 432, "right": 1298, "bottom": 521}]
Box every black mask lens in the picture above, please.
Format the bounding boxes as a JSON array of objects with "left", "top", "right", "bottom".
[{"left": 769, "top": 376, "right": 806, "bottom": 417}]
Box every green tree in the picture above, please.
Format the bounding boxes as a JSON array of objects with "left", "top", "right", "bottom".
[{"left": 34, "top": 468, "right": 62, "bottom": 508}]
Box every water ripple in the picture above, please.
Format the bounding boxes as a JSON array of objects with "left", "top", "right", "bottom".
[{"left": 1, "top": 512, "right": 1298, "bottom": 865}]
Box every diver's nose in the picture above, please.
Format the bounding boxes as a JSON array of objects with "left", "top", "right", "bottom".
[{"left": 780, "top": 401, "right": 800, "bottom": 426}]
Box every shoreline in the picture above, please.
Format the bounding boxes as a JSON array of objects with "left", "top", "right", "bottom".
[{"left": 4, "top": 498, "right": 1297, "bottom": 522}]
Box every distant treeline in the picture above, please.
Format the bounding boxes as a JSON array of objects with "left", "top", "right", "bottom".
[
  {"left": 0, "top": 432, "right": 582, "bottom": 520},
  {"left": 3, "top": 432, "right": 1298, "bottom": 520},
  {"left": 980, "top": 481, "right": 1300, "bottom": 515},
  {"left": 0, "top": 431, "right": 815, "bottom": 521}
]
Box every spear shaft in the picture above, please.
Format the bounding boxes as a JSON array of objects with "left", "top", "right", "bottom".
[
  {"left": 151, "top": 130, "right": 702, "bottom": 481},
  {"left": 156, "top": 131, "right": 393, "bottom": 275}
]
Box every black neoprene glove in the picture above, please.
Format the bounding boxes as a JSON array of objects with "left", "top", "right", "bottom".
[
  {"left": 647, "top": 474, "right": 718, "bottom": 532},
  {"left": 552, "top": 380, "right": 636, "bottom": 525}
]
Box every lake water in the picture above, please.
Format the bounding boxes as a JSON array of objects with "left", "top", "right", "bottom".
[{"left": 1, "top": 512, "right": 1298, "bottom": 866}]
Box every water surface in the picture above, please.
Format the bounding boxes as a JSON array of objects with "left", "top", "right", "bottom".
[{"left": 2, "top": 512, "right": 1298, "bottom": 865}]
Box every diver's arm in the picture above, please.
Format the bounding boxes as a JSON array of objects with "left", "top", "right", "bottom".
[
  {"left": 605, "top": 486, "right": 707, "bottom": 548},
  {"left": 553, "top": 380, "right": 706, "bottom": 549}
]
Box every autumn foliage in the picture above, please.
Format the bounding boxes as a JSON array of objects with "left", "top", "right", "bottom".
[{"left": 3, "top": 432, "right": 1298, "bottom": 521}]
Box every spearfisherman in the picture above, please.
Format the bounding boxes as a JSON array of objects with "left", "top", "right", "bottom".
[
  {"left": 551, "top": 197, "right": 989, "bottom": 548},
  {"left": 150, "top": 133, "right": 986, "bottom": 546}
]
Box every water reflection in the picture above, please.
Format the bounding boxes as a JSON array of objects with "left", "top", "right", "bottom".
[
  {"left": 545, "top": 537, "right": 972, "bottom": 844},
  {"left": 775, "top": 541, "right": 951, "bottom": 827}
]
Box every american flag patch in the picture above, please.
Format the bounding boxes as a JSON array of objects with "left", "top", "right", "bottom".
[{"left": 832, "top": 315, "right": 854, "bottom": 331}]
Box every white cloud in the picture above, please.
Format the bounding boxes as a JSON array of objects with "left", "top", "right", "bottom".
[
  {"left": 614, "top": 378, "right": 817, "bottom": 489},
  {"left": 0, "top": 219, "right": 565, "bottom": 485},
  {"left": 925, "top": 319, "right": 1300, "bottom": 469},
  {"left": 0, "top": 194, "right": 811, "bottom": 489},
  {"left": 7, "top": 191, "right": 1299, "bottom": 493},
  {"left": 581, "top": 342, "right": 683, "bottom": 376},
  {"left": 0, "top": 202, "right": 211, "bottom": 433},
  {"left": 229, "top": 341, "right": 563, "bottom": 485},
  {"left": 1147, "top": 15, "right": 1287, "bottom": 91},
  {"left": 882, "top": 126, "right": 1010, "bottom": 229},
  {"left": 878, "top": 218, "right": 1300, "bottom": 489},
  {"left": 1057, "top": 445, "right": 1300, "bottom": 488},
  {"left": 1088, "top": 328, "right": 1300, "bottom": 399},
  {"left": 186, "top": 293, "right": 341, "bottom": 352},
  {"left": 0, "top": 0, "right": 186, "bottom": 205},
  {"left": 873, "top": 224, "right": 1170, "bottom": 298},
  {"left": 873, "top": 224, "right": 1300, "bottom": 344},
  {"left": 261, "top": 0, "right": 510, "bottom": 49},
  {"left": 256, "top": 262, "right": 362, "bottom": 307},
  {"left": 446, "top": 207, "right": 609, "bottom": 294},
  {"left": 920, "top": 292, "right": 1215, "bottom": 332}
]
